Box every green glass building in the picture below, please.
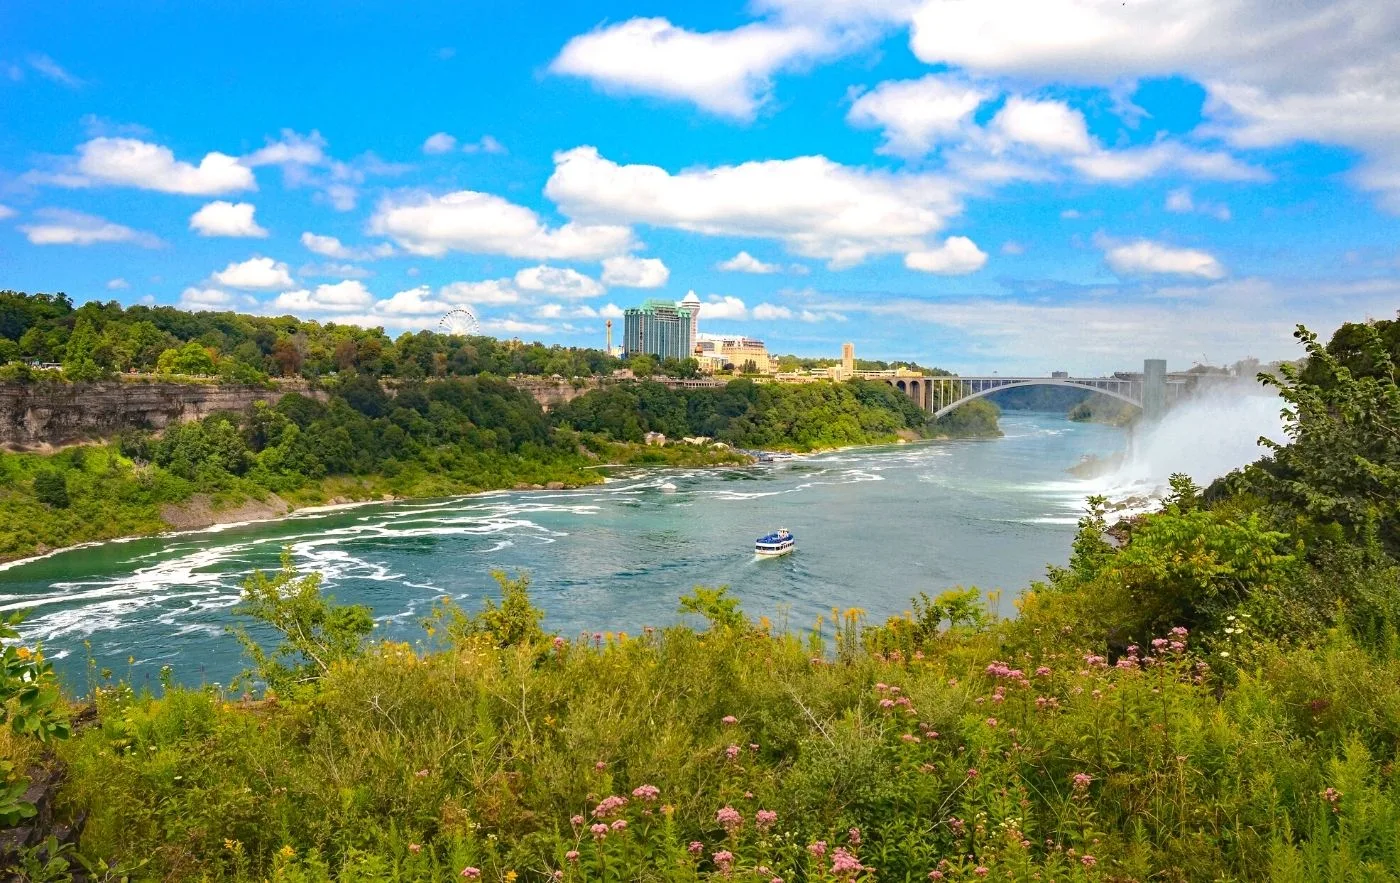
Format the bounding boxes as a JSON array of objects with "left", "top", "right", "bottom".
[{"left": 623, "top": 300, "right": 693, "bottom": 360}]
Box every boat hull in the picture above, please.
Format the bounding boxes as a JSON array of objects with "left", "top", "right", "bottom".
[{"left": 754, "top": 542, "right": 795, "bottom": 557}]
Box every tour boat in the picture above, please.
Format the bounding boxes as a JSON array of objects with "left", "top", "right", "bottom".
[{"left": 755, "top": 528, "right": 795, "bottom": 557}]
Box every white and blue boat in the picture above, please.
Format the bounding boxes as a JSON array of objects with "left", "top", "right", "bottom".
[{"left": 755, "top": 528, "right": 795, "bottom": 557}]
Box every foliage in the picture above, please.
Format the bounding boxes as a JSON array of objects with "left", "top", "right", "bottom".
[
  {"left": 930, "top": 398, "right": 1003, "bottom": 438},
  {"left": 31, "top": 470, "right": 70, "bottom": 509},
  {"left": 424, "top": 571, "right": 547, "bottom": 649},
  {"left": 0, "top": 612, "right": 69, "bottom": 826},
  {"left": 678, "top": 586, "right": 747, "bottom": 631},
  {"left": 229, "top": 551, "right": 374, "bottom": 696}
]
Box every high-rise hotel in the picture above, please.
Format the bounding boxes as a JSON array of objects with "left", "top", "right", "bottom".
[{"left": 622, "top": 299, "right": 694, "bottom": 360}]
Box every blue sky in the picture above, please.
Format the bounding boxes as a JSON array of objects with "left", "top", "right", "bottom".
[{"left": 2, "top": 0, "right": 1398, "bottom": 374}]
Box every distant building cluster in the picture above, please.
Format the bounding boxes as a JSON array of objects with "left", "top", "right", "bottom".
[{"left": 621, "top": 292, "right": 779, "bottom": 374}]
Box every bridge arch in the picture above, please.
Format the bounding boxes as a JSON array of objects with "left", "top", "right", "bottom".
[{"left": 930, "top": 378, "right": 1144, "bottom": 420}]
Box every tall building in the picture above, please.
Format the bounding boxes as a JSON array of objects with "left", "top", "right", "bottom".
[
  {"left": 841, "top": 342, "right": 855, "bottom": 377},
  {"left": 623, "top": 300, "right": 693, "bottom": 361},
  {"left": 681, "top": 290, "right": 702, "bottom": 347}
]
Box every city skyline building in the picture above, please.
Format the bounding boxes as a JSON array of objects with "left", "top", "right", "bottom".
[{"left": 623, "top": 299, "right": 693, "bottom": 361}]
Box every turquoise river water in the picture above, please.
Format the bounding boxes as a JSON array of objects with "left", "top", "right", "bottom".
[{"left": 0, "top": 412, "right": 1127, "bottom": 689}]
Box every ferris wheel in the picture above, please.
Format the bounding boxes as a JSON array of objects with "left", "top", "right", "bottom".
[{"left": 438, "top": 307, "right": 480, "bottom": 337}]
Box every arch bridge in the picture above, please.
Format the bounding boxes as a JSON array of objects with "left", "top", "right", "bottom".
[{"left": 882, "top": 359, "right": 1182, "bottom": 422}]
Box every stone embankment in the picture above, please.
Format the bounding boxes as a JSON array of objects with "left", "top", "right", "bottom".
[{"left": 0, "top": 380, "right": 325, "bottom": 451}]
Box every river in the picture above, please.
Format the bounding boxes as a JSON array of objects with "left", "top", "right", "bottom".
[{"left": 0, "top": 412, "right": 1127, "bottom": 690}]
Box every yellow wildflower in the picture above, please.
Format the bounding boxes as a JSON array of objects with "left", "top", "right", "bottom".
[{"left": 505, "top": 872, "right": 518, "bottom": 882}]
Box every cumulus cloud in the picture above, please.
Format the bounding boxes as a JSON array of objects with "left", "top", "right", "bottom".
[
  {"left": 1103, "top": 238, "right": 1226, "bottom": 279},
  {"left": 514, "top": 265, "right": 605, "bottom": 298},
  {"left": 20, "top": 208, "right": 162, "bottom": 247},
  {"left": 52, "top": 137, "right": 257, "bottom": 195},
  {"left": 212, "top": 256, "right": 295, "bottom": 291},
  {"left": 273, "top": 280, "right": 374, "bottom": 313},
  {"left": 369, "top": 188, "right": 635, "bottom": 260},
  {"left": 550, "top": 17, "right": 836, "bottom": 119},
  {"left": 599, "top": 303, "right": 626, "bottom": 319},
  {"left": 1165, "top": 187, "right": 1231, "bottom": 220},
  {"left": 602, "top": 255, "right": 670, "bottom": 287},
  {"left": 848, "top": 74, "right": 989, "bottom": 157},
  {"left": 106, "top": 278, "right": 130, "bottom": 290},
  {"left": 439, "top": 279, "right": 522, "bottom": 306},
  {"left": 752, "top": 303, "right": 791, "bottom": 320},
  {"left": 462, "top": 135, "right": 507, "bottom": 155},
  {"left": 717, "top": 251, "right": 781, "bottom": 273},
  {"left": 189, "top": 201, "right": 268, "bottom": 238},
  {"left": 179, "top": 287, "right": 249, "bottom": 310},
  {"left": 242, "top": 130, "right": 327, "bottom": 168},
  {"left": 989, "top": 97, "right": 1093, "bottom": 155},
  {"left": 0, "top": 204, "right": 15, "bottom": 220},
  {"left": 546, "top": 145, "right": 959, "bottom": 268},
  {"left": 1071, "top": 142, "right": 1266, "bottom": 183},
  {"left": 300, "top": 231, "right": 394, "bottom": 261},
  {"left": 422, "top": 132, "right": 457, "bottom": 154},
  {"left": 300, "top": 262, "right": 372, "bottom": 280},
  {"left": 904, "top": 236, "right": 988, "bottom": 274}
]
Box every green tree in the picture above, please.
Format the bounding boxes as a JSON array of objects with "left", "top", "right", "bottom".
[
  {"left": 32, "top": 470, "right": 69, "bottom": 509},
  {"left": 62, "top": 316, "right": 106, "bottom": 381}
]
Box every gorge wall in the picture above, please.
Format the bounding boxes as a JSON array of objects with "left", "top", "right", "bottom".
[{"left": 0, "top": 381, "right": 325, "bottom": 450}]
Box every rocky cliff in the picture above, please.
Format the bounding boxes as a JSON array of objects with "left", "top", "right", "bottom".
[{"left": 0, "top": 381, "right": 325, "bottom": 450}]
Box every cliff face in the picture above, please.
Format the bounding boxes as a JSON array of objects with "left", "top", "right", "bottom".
[{"left": 0, "top": 381, "right": 325, "bottom": 450}]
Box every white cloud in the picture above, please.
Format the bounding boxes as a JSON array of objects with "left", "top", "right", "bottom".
[
  {"left": 989, "top": 97, "right": 1092, "bottom": 154},
  {"left": 602, "top": 255, "right": 670, "bottom": 287},
  {"left": 848, "top": 74, "right": 989, "bottom": 157},
  {"left": 462, "top": 135, "right": 507, "bottom": 155},
  {"left": 484, "top": 318, "right": 553, "bottom": 335},
  {"left": 1165, "top": 188, "right": 1231, "bottom": 220},
  {"left": 1071, "top": 143, "right": 1266, "bottom": 183},
  {"left": 369, "top": 188, "right": 636, "bottom": 260},
  {"left": 106, "top": 278, "right": 130, "bottom": 290},
  {"left": 514, "top": 265, "right": 605, "bottom": 298},
  {"left": 300, "top": 262, "right": 372, "bottom": 280},
  {"left": 547, "top": 145, "right": 960, "bottom": 268},
  {"left": 373, "top": 286, "right": 452, "bottom": 317},
  {"left": 28, "top": 54, "right": 82, "bottom": 88},
  {"left": 189, "top": 201, "right": 268, "bottom": 238},
  {"left": 752, "top": 303, "right": 792, "bottom": 320},
  {"left": 59, "top": 138, "right": 257, "bottom": 195},
  {"left": 299, "top": 231, "right": 394, "bottom": 261},
  {"left": 550, "top": 17, "right": 835, "bottom": 119},
  {"left": 273, "top": 280, "right": 374, "bottom": 313},
  {"left": 422, "top": 132, "right": 458, "bottom": 154},
  {"left": 599, "top": 303, "right": 625, "bottom": 319},
  {"left": 717, "top": 251, "right": 781, "bottom": 274},
  {"left": 20, "top": 208, "right": 162, "bottom": 247},
  {"left": 1001, "top": 241, "right": 1025, "bottom": 255},
  {"left": 701, "top": 294, "right": 749, "bottom": 320},
  {"left": 242, "top": 130, "right": 326, "bottom": 168},
  {"left": 179, "top": 287, "right": 248, "bottom": 310},
  {"left": 213, "top": 256, "right": 295, "bottom": 291},
  {"left": 904, "top": 236, "right": 988, "bottom": 274},
  {"left": 439, "top": 279, "right": 522, "bottom": 306},
  {"left": 0, "top": 204, "right": 15, "bottom": 220},
  {"left": 1103, "top": 238, "right": 1226, "bottom": 279}
]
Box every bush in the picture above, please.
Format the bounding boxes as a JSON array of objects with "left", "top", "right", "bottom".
[{"left": 31, "top": 469, "right": 69, "bottom": 508}]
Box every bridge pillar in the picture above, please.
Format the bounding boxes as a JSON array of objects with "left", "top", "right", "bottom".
[{"left": 1142, "top": 359, "right": 1167, "bottom": 423}]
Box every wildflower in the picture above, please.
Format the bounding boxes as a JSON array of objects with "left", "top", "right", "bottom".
[
  {"left": 505, "top": 873, "right": 518, "bottom": 883},
  {"left": 632, "top": 784, "right": 660, "bottom": 802},
  {"left": 713, "top": 850, "right": 734, "bottom": 872},
  {"left": 974, "top": 867, "right": 989, "bottom": 877},
  {"left": 1219, "top": 651, "right": 1231, "bottom": 658},
  {"left": 1072, "top": 772, "right": 1093, "bottom": 791},
  {"left": 949, "top": 817, "right": 967, "bottom": 835},
  {"left": 744, "top": 791, "right": 754, "bottom": 799},
  {"left": 966, "top": 768, "right": 979, "bottom": 779},
  {"left": 593, "top": 795, "right": 628, "bottom": 818},
  {"left": 1084, "top": 654, "right": 1107, "bottom": 668},
  {"left": 756, "top": 809, "right": 777, "bottom": 831},
  {"left": 929, "top": 872, "right": 945, "bottom": 880},
  {"left": 879, "top": 698, "right": 896, "bottom": 709},
  {"left": 1035, "top": 666, "right": 1051, "bottom": 677},
  {"left": 722, "top": 715, "right": 739, "bottom": 725},
  {"left": 716, "top": 805, "right": 743, "bottom": 832},
  {"left": 771, "top": 878, "right": 784, "bottom": 883},
  {"left": 1323, "top": 787, "right": 1342, "bottom": 811},
  {"left": 726, "top": 744, "right": 741, "bottom": 760},
  {"left": 875, "top": 682, "right": 889, "bottom": 692},
  {"left": 408, "top": 844, "right": 421, "bottom": 854},
  {"left": 1171, "top": 626, "right": 1189, "bottom": 637},
  {"left": 986, "top": 717, "right": 998, "bottom": 727},
  {"left": 1082, "top": 855, "right": 1097, "bottom": 867},
  {"left": 807, "top": 841, "right": 828, "bottom": 858},
  {"left": 570, "top": 814, "right": 584, "bottom": 826},
  {"left": 750, "top": 743, "right": 760, "bottom": 752},
  {"left": 1151, "top": 637, "right": 1169, "bottom": 650},
  {"left": 687, "top": 841, "right": 704, "bottom": 855},
  {"left": 611, "top": 819, "right": 628, "bottom": 832},
  {"left": 831, "top": 847, "right": 864, "bottom": 875},
  {"left": 415, "top": 769, "right": 430, "bottom": 778},
  {"left": 553, "top": 872, "right": 564, "bottom": 881},
  {"left": 902, "top": 733, "right": 921, "bottom": 744},
  {"left": 1116, "top": 658, "right": 1137, "bottom": 670},
  {"left": 848, "top": 826, "right": 861, "bottom": 846},
  {"left": 594, "top": 760, "right": 607, "bottom": 771},
  {"left": 590, "top": 823, "right": 608, "bottom": 840},
  {"left": 567, "top": 849, "right": 581, "bottom": 863},
  {"left": 461, "top": 869, "right": 481, "bottom": 880}
]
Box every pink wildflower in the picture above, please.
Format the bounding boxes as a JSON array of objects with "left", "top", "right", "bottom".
[
  {"left": 712, "top": 850, "right": 734, "bottom": 871},
  {"left": 807, "top": 841, "right": 828, "bottom": 858},
  {"left": 750, "top": 742, "right": 760, "bottom": 752},
  {"left": 553, "top": 872, "right": 564, "bottom": 881},
  {"left": 1169, "top": 641, "right": 1186, "bottom": 652},
  {"left": 756, "top": 809, "right": 777, "bottom": 830},
  {"left": 414, "top": 769, "right": 430, "bottom": 778},
  {"left": 570, "top": 814, "right": 584, "bottom": 826},
  {"left": 632, "top": 784, "right": 660, "bottom": 802},
  {"left": 875, "top": 682, "right": 889, "bottom": 692},
  {"left": 1072, "top": 772, "right": 1093, "bottom": 791},
  {"left": 966, "top": 768, "right": 979, "bottom": 779},
  {"left": 848, "top": 826, "right": 862, "bottom": 846},
  {"left": 929, "top": 872, "right": 945, "bottom": 881},
  {"left": 949, "top": 817, "right": 966, "bottom": 835},
  {"left": 590, "top": 823, "right": 608, "bottom": 840},
  {"left": 1035, "top": 665, "right": 1052, "bottom": 677},
  {"left": 461, "top": 869, "right": 481, "bottom": 879},
  {"left": 1082, "top": 855, "right": 1097, "bottom": 868},
  {"left": 594, "top": 761, "right": 606, "bottom": 771},
  {"left": 726, "top": 744, "right": 741, "bottom": 760},
  {"left": 986, "top": 717, "right": 998, "bottom": 727},
  {"left": 566, "top": 850, "right": 580, "bottom": 863},
  {"left": 1323, "top": 787, "right": 1342, "bottom": 811},
  {"left": 879, "top": 698, "right": 896, "bottom": 709},
  {"left": 408, "top": 844, "right": 421, "bottom": 854},
  {"left": 721, "top": 715, "right": 738, "bottom": 725},
  {"left": 1171, "top": 626, "right": 1189, "bottom": 637},
  {"left": 902, "top": 733, "right": 921, "bottom": 744},
  {"left": 1151, "top": 638, "right": 1169, "bottom": 650},
  {"left": 716, "top": 805, "right": 744, "bottom": 832},
  {"left": 687, "top": 841, "right": 704, "bottom": 856},
  {"left": 974, "top": 867, "right": 989, "bottom": 877},
  {"left": 831, "top": 847, "right": 864, "bottom": 876},
  {"left": 611, "top": 819, "right": 627, "bottom": 832},
  {"left": 593, "top": 795, "right": 628, "bottom": 818},
  {"left": 552, "top": 635, "right": 566, "bottom": 651}
]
